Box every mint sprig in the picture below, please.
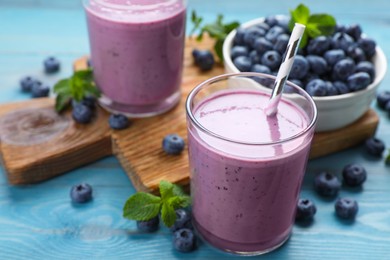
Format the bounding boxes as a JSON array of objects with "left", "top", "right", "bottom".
[
  {"left": 53, "top": 68, "right": 100, "bottom": 113},
  {"left": 191, "top": 10, "right": 240, "bottom": 61},
  {"left": 123, "top": 180, "right": 191, "bottom": 227},
  {"left": 288, "top": 4, "right": 336, "bottom": 48}
]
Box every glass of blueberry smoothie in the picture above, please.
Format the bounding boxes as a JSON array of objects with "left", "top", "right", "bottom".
[
  {"left": 83, "top": 0, "right": 186, "bottom": 117},
  {"left": 186, "top": 73, "right": 317, "bottom": 255}
]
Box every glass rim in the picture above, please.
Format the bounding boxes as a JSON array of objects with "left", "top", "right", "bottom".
[
  {"left": 82, "top": 0, "right": 185, "bottom": 12},
  {"left": 185, "top": 72, "right": 318, "bottom": 146}
]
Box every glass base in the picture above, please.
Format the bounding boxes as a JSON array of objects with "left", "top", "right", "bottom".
[
  {"left": 98, "top": 90, "right": 181, "bottom": 118},
  {"left": 193, "top": 219, "right": 291, "bottom": 256}
]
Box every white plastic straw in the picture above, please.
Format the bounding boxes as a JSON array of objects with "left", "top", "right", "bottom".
[{"left": 265, "top": 23, "right": 306, "bottom": 116}]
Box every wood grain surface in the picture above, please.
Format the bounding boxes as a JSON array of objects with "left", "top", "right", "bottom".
[{"left": 1, "top": 1, "right": 390, "bottom": 259}]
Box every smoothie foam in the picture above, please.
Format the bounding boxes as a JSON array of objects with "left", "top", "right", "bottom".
[{"left": 188, "top": 89, "right": 313, "bottom": 253}]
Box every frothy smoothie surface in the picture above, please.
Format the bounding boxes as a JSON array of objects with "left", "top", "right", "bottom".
[{"left": 194, "top": 90, "right": 308, "bottom": 143}]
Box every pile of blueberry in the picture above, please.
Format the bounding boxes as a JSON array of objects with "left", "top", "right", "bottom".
[
  {"left": 137, "top": 209, "right": 197, "bottom": 252},
  {"left": 231, "top": 16, "right": 377, "bottom": 96},
  {"left": 19, "top": 56, "right": 61, "bottom": 98}
]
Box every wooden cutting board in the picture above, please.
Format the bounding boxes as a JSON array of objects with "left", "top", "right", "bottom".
[{"left": 0, "top": 36, "right": 379, "bottom": 191}]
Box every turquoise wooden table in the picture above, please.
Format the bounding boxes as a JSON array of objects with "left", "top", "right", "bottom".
[{"left": 1, "top": 0, "right": 390, "bottom": 259}]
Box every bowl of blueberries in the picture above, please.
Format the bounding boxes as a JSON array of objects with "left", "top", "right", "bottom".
[{"left": 222, "top": 16, "right": 387, "bottom": 132}]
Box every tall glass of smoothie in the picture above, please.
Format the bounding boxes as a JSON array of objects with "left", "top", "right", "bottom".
[
  {"left": 83, "top": 0, "right": 186, "bottom": 117},
  {"left": 186, "top": 73, "right": 317, "bottom": 255}
]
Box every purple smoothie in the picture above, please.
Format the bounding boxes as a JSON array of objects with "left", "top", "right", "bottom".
[
  {"left": 187, "top": 89, "right": 315, "bottom": 254},
  {"left": 84, "top": 0, "right": 186, "bottom": 116}
]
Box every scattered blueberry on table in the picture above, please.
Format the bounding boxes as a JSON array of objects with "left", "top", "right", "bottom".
[
  {"left": 334, "top": 198, "right": 359, "bottom": 220},
  {"left": 342, "top": 164, "right": 367, "bottom": 187},
  {"left": 170, "top": 209, "right": 192, "bottom": 232},
  {"left": 108, "top": 114, "right": 130, "bottom": 130},
  {"left": 365, "top": 137, "right": 386, "bottom": 157},
  {"left": 295, "top": 198, "right": 317, "bottom": 221},
  {"left": 230, "top": 16, "right": 377, "bottom": 96},
  {"left": 192, "top": 49, "right": 214, "bottom": 71},
  {"left": 314, "top": 171, "right": 341, "bottom": 197},
  {"left": 70, "top": 183, "right": 93, "bottom": 203},
  {"left": 31, "top": 81, "right": 50, "bottom": 98},
  {"left": 20, "top": 76, "right": 37, "bottom": 92},
  {"left": 162, "top": 134, "right": 185, "bottom": 155},
  {"left": 376, "top": 90, "right": 390, "bottom": 109},
  {"left": 72, "top": 96, "right": 97, "bottom": 110},
  {"left": 72, "top": 103, "right": 93, "bottom": 124},
  {"left": 137, "top": 217, "right": 160, "bottom": 233},
  {"left": 172, "top": 228, "right": 196, "bottom": 253},
  {"left": 43, "top": 56, "right": 60, "bottom": 74}
]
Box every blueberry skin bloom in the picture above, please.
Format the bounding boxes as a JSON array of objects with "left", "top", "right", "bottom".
[
  {"left": 307, "top": 36, "right": 331, "bottom": 55},
  {"left": 173, "top": 228, "right": 196, "bottom": 252},
  {"left": 44, "top": 56, "right": 60, "bottom": 74},
  {"left": 314, "top": 171, "right": 341, "bottom": 197},
  {"left": 162, "top": 134, "right": 185, "bottom": 155},
  {"left": 296, "top": 198, "right": 317, "bottom": 221},
  {"left": 70, "top": 183, "right": 93, "bottom": 203},
  {"left": 20, "top": 76, "right": 37, "bottom": 92},
  {"left": 305, "top": 79, "right": 327, "bottom": 97},
  {"left": 137, "top": 216, "right": 159, "bottom": 233},
  {"left": 377, "top": 91, "right": 390, "bottom": 109},
  {"left": 31, "top": 81, "right": 50, "bottom": 98},
  {"left": 347, "top": 72, "right": 371, "bottom": 92},
  {"left": 192, "top": 49, "right": 214, "bottom": 71},
  {"left": 109, "top": 114, "right": 130, "bottom": 130},
  {"left": 335, "top": 198, "right": 359, "bottom": 220},
  {"left": 230, "top": 46, "right": 249, "bottom": 60},
  {"left": 365, "top": 137, "right": 385, "bottom": 157},
  {"left": 290, "top": 55, "right": 310, "bottom": 80},
  {"left": 261, "top": 50, "right": 281, "bottom": 71},
  {"left": 72, "top": 103, "right": 93, "bottom": 124},
  {"left": 342, "top": 164, "right": 367, "bottom": 187},
  {"left": 233, "top": 56, "right": 252, "bottom": 72},
  {"left": 170, "top": 209, "right": 192, "bottom": 232},
  {"left": 333, "top": 58, "right": 355, "bottom": 81}
]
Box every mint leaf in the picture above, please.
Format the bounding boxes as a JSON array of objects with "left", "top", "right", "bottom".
[
  {"left": 307, "top": 14, "right": 336, "bottom": 36},
  {"left": 74, "top": 68, "right": 93, "bottom": 82},
  {"left": 190, "top": 10, "right": 203, "bottom": 35},
  {"left": 289, "top": 3, "right": 310, "bottom": 25},
  {"left": 123, "top": 192, "right": 162, "bottom": 221},
  {"left": 168, "top": 195, "right": 191, "bottom": 209},
  {"left": 55, "top": 93, "right": 72, "bottom": 113},
  {"left": 172, "top": 184, "right": 186, "bottom": 197},
  {"left": 161, "top": 200, "right": 177, "bottom": 227},
  {"left": 53, "top": 79, "right": 71, "bottom": 94},
  {"left": 160, "top": 180, "right": 175, "bottom": 201}
]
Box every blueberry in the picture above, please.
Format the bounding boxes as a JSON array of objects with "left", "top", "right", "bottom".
[
  {"left": 72, "top": 103, "right": 93, "bottom": 124},
  {"left": 274, "top": 34, "right": 290, "bottom": 54},
  {"left": 331, "top": 32, "right": 355, "bottom": 52},
  {"left": 261, "top": 51, "right": 281, "bottom": 70},
  {"left": 314, "top": 171, "right": 341, "bottom": 197},
  {"left": 253, "top": 38, "right": 273, "bottom": 55},
  {"left": 243, "top": 27, "right": 266, "bottom": 47},
  {"left": 264, "top": 16, "right": 278, "bottom": 27},
  {"left": 325, "top": 81, "right": 339, "bottom": 96},
  {"left": 109, "top": 114, "right": 130, "bottom": 130},
  {"left": 347, "top": 72, "right": 371, "bottom": 92},
  {"left": 170, "top": 209, "right": 192, "bottom": 232},
  {"left": 72, "top": 96, "right": 96, "bottom": 110},
  {"left": 358, "top": 37, "right": 376, "bottom": 58},
  {"left": 233, "top": 27, "right": 246, "bottom": 46},
  {"left": 162, "top": 134, "right": 185, "bottom": 155},
  {"left": 70, "top": 183, "right": 93, "bottom": 203},
  {"left": 265, "top": 26, "right": 285, "bottom": 43},
  {"left": 137, "top": 216, "right": 159, "bottom": 232},
  {"left": 342, "top": 164, "right": 367, "bottom": 187},
  {"left": 231, "top": 46, "right": 249, "bottom": 60},
  {"left": 335, "top": 198, "right": 358, "bottom": 220},
  {"left": 43, "top": 56, "right": 60, "bottom": 73},
  {"left": 324, "top": 49, "right": 346, "bottom": 67},
  {"left": 355, "top": 61, "right": 375, "bottom": 82},
  {"left": 295, "top": 198, "right": 317, "bottom": 221},
  {"left": 365, "top": 137, "right": 385, "bottom": 157},
  {"left": 275, "top": 15, "right": 290, "bottom": 32},
  {"left": 233, "top": 56, "right": 252, "bottom": 72},
  {"left": 31, "top": 81, "right": 50, "bottom": 98},
  {"left": 303, "top": 73, "right": 319, "bottom": 86},
  {"left": 250, "top": 64, "right": 271, "bottom": 74},
  {"left": 192, "top": 49, "right": 214, "bottom": 71},
  {"left": 385, "top": 101, "right": 390, "bottom": 113},
  {"left": 249, "top": 50, "right": 261, "bottom": 64},
  {"left": 173, "top": 228, "right": 196, "bottom": 252},
  {"left": 307, "top": 36, "right": 331, "bottom": 55},
  {"left": 87, "top": 58, "right": 92, "bottom": 68},
  {"left": 290, "top": 55, "right": 309, "bottom": 80},
  {"left": 306, "top": 55, "right": 328, "bottom": 76},
  {"left": 333, "top": 58, "right": 355, "bottom": 81},
  {"left": 377, "top": 91, "right": 390, "bottom": 109},
  {"left": 305, "top": 79, "right": 327, "bottom": 97},
  {"left": 20, "top": 76, "right": 37, "bottom": 92},
  {"left": 290, "top": 79, "right": 303, "bottom": 88},
  {"left": 346, "top": 45, "right": 366, "bottom": 63},
  {"left": 333, "top": 81, "right": 350, "bottom": 95},
  {"left": 335, "top": 24, "right": 347, "bottom": 33},
  {"left": 345, "top": 24, "right": 362, "bottom": 40},
  {"left": 256, "top": 22, "right": 270, "bottom": 31}
]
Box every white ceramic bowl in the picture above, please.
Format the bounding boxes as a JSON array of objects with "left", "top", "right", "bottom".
[{"left": 223, "top": 17, "right": 387, "bottom": 132}]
